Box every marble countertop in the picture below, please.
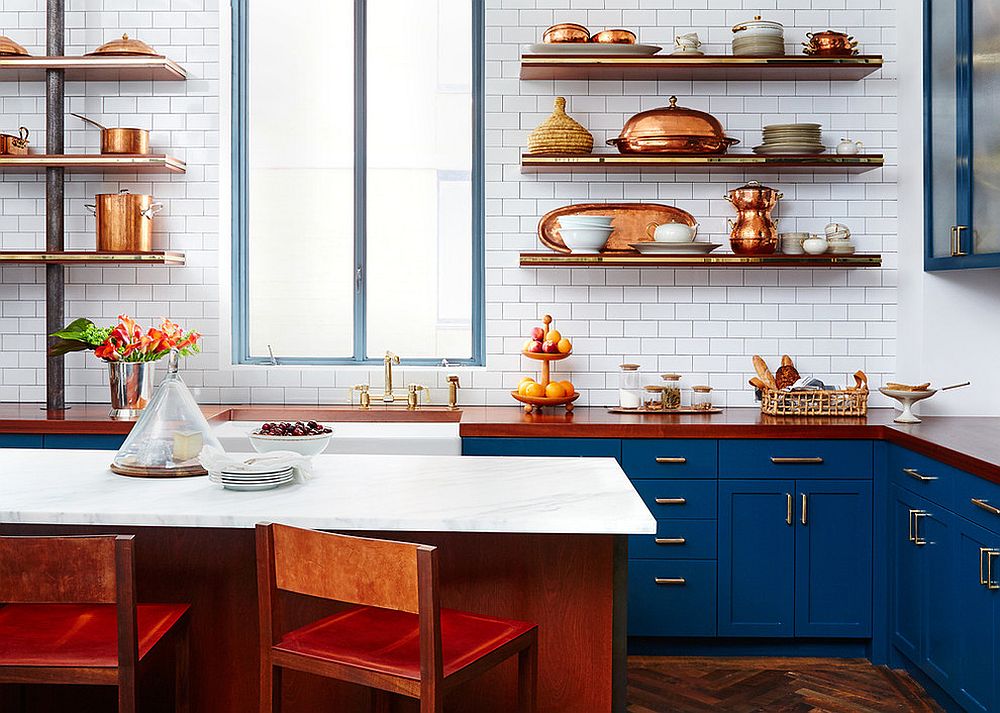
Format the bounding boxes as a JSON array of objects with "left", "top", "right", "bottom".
[{"left": 0, "top": 449, "right": 656, "bottom": 535}]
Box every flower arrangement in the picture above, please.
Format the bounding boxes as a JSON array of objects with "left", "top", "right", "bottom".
[{"left": 49, "top": 315, "right": 201, "bottom": 362}]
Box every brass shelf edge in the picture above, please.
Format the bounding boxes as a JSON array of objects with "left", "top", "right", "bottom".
[
  {"left": 521, "top": 154, "right": 884, "bottom": 165},
  {"left": 519, "top": 253, "right": 882, "bottom": 268},
  {"left": 521, "top": 55, "right": 883, "bottom": 66},
  {"left": 0, "top": 251, "right": 186, "bottom": 265}
]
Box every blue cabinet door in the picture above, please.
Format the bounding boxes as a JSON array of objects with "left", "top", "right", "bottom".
[
  {"left": 0, "top": 434, "right": 44, "bottom": 448},
  {"left": 794, "top": 480, "right": 873, "bottom": 638},
  {"left": 461, "top": 437, "right": 620, "bottom": 459},
  {"left": 890, "top": 485, "right": 923, "bottom": 662},
  {"left": 920, "top": 504, "right": 959, "bottom": 693},
  {"left": 42, "top": 434, "right": 127, "bottom": 450},
  {"left": 628, "top": 559, "right": 717, "bottom": 637},
  {"left": 718, "top": 480, "right": 795, "bottom": 637},
  {"left": 953, "top": 518, "right": 1000, "bottom": 713}
]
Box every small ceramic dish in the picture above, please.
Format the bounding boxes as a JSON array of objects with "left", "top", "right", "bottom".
[{"left": 249, "top": 430, "right": 332, "bottom": 457}]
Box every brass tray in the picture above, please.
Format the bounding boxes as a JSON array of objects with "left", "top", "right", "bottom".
[
  {"left": 607, "top": 407, "right": 723, "bottom": 415},
  {"left": 538, "top": 202, "right": 697, "bottom": 255},
  {"left": 110, "top": 462, "right": 207, "bottom": 478}
]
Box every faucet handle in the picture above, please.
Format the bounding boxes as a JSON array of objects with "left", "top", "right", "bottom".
[
  {"left": 350, "top": 384, "right": 371, "bottom": 409},
  {"left": 385, "top": 351, "right": 400, "bottom": 365},
  {"left": 447, "top": 374, "right": 460, "bottom": 388},
  {"left": 406, "top": 383, "right": 427, "bottom": 410}
]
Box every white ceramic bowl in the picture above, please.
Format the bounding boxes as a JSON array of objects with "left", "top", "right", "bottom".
[
  {"left": 647, "top": 222, "right": 699, "bottom": 243},
  {"left": 555, "top": 226, "right": 614, "bottom": 254},
  {"left": 802, "top": 237, "right": 829, "bottom": 255},
  {"left": 559, "top": 216, "right": 614, "bottom": 227},
  {"left": 250, "top": 430, "right": 332, "bottom": 457}
]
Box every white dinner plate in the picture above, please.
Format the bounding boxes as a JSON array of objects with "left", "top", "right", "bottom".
[
  {"left": 526, "top": 43, "right": 662, "bottom": 56},
  {"left": 631, "top": 242, "right": 722, "bottom": 255},
  {"left": 753, "top": 145, "right": 826, "bottom": 155},
  {"left": 222, "top": 479, "right": 294, "bottom": 492}
]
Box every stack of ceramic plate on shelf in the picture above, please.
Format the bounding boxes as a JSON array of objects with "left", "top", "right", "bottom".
[
  {"left": 825, "top": 223, "right": 856, "bottom": 255},
  {"left": 214, "top": 462, "right": 294, "bottom": 491},
  {"left": 732, "top": 34, "right": 785, "bottom": 55},
  {"left": 753, "top": 123, "right": 825, "bottom": 155}
]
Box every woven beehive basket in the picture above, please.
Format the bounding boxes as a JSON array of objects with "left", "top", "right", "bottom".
[
  {"left": 760, "top": 372, "right": 869, "bottom": 417},
  {"left": 528, "top": 97, "right": 594, "bottom": 155}
]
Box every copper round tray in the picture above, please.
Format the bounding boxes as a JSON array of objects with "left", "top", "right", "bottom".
[
  {"left": 538, "top": 202, "right": 697, "bottom": 255},
  {"left": 521, "top": 350, "right": 571, "bottom": 361},
  {"left": 510, "top": 390, "right": 580, "bottom": 413},
  {"left": 110, "top": 462, "right": 207, "bottom": 478}
]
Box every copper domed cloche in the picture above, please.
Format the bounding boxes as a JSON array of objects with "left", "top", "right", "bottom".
[
  {"left": 607, "top": 95, "right": 740, "bottom": 154},
  {"left": 0, "top": 34, "right": 29, "bottom": 56},
  {"left": 85, "top": 34, "right": 161, "bottom": 57}
]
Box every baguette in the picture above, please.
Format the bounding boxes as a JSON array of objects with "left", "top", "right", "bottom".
[
  {"left": 749, "top": 377, "right": 766, "bottom": 390},
  {"left": 752, "top": 355, "right": 777, "bottom": 389},
  {"left": 781, "top": 354, "right": 794, "bottom": 368},
  {"left": 885, "top": 381, "right": 931, "bottom": 392}
]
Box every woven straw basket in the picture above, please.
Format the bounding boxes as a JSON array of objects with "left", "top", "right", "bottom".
[
  {"left": 760, "top": 371, "right": 869, "bottom": 417},
  {"left": 528, "top": 97, "right": 594, "bottom": 155}
]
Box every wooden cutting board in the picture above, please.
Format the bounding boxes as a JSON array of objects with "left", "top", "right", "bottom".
[{"left": 537, "top": 202, "right": 698, "bottom": 255}]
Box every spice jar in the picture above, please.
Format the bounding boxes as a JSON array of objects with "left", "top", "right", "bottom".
[
  {"left": 691, "top": 384, "right": 714, "bottom": 411},
  {"left": 643, "top": 385, "right": 665, "bottom": 411},
  {"left": 618, "top": 364, "right": 643, "bottom": 409},
  {"left": 660, "top": 373, "right": 682, "bottom": 410}
]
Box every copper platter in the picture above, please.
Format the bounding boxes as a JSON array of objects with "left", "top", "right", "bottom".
[{"left": 538, "top": 202, "right": 697, "bottom": 255}]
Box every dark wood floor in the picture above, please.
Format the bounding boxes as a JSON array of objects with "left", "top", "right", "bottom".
[{"left": 627, "top": 657, "right": 945, "bottom": 713}]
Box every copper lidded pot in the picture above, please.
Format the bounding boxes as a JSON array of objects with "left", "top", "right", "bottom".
[
  {"left": 725, "top": 181, "right": 782, "bottom": 255},
  {"left": 607, "top": 96, "right": 740, "bottom": 155},
  {"left": 85, "top": 189, "right": 163, "bottom": 253},
  {"left": 803, "top": 30, "right": 858, "bottom": 56}
]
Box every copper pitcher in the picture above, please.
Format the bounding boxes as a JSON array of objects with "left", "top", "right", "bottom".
[{"left": 725, "top": 181, "right": 782, "bottom": 255}]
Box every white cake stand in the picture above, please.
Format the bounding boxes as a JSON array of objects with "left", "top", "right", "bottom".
[{"left": 879, "top": 387, "right": 937, "bottom": 423}]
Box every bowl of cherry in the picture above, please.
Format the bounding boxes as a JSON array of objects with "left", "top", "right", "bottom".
[{"left": 250, "top": 421, "right": 333, "bottom": 457}]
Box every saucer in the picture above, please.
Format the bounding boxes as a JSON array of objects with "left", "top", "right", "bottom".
[{"left": 631, "top": 242, "right": 721, "bottom": 255}]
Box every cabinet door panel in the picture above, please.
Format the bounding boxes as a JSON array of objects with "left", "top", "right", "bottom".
[
  {"left": 627, "top": 559, "right": 717, "bottom": 637},
  {"left": 970, "top": 0, "right": 1000, "bottom": 258},
  {"left": 631, "top": 480, "right": 717, "bottom": 520},
  {"left": 719, "top": 439, "right": 872, "bottom": 479},
  {"left": 621, "top": 439, "right": 718, "bottom": 479},
  {"left": 718, "top": 480, "right": 795, "bottom": 637},
  {"left": 921, "top": 505, "right": 960, "bottom": 693},
  {"left": 926, "top": 0, "right": 961, "bottom": 262},
  {"left": 890, "top": 485, "right": 922, "bottom": 661},
  {"left": 794, "top": 480, "right": 872, "bottom": 637},
  {"left": 460, "top": 437, "right": 620, "bottom": 459},
  {"left": 954, "top": 519, "right": 999, "bottom": 713}
]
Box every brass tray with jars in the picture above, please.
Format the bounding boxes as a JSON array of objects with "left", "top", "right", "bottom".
[
  {"left": 607, "top": 406, "right": 722, "bottom": 415},
  {"left": 538, "top": 202, "right": 697, "bottom": 255}
]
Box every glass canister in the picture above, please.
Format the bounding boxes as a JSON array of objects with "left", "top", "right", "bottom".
[
  {"left": 691, "top": 384, "right": 714, "bottom": 411},
  {"left": 660, "top": 373, "right": 682, "bottom": 410},
  {"left": 643, "top": 385, "right": 665, "bottom": 411},
  {"left": 618, "top": 363, "right": 643, "bottom": 409}
]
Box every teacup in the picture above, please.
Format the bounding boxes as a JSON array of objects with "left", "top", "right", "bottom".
[{"left": 646, "top": 221, "right": 698, "bottom": 243}]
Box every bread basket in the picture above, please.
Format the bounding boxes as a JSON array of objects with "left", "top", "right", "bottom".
[{"left": 760, "top": 371, "right": 869, "bottom": 417}]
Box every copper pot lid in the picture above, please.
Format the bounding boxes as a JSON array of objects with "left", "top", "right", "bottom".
[
  {"left": 727, "top": 180, "right": 783, "bottom": 204},
  {"left": 86, "top": 34, "right": 161, "bottom": 57},
  {"left": 807, "top": 30, "right": 852, "bottom": 42},
  {"left": 0, "top": 35, "right": 29, "bottom": 56},
  {"left": 615, "top": 96, "right": 732, "bottom": 142}
]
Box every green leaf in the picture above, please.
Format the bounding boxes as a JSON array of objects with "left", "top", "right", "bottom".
[{"left": 47, "top": 338, "right": 94, "bottom": 357}]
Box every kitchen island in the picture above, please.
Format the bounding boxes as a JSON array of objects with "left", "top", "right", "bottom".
[{"left": 0, "top": 449, "right": 654, "bottom": 713}]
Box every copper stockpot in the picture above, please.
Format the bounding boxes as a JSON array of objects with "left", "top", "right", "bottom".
[
  {"left": 607, "top": 96, "right": 740, "bottom": 155},
  {"left": 542, "top": 23, "right": 590, "bottom": 43},
  {"left": 85, "top": 189, "right": 163, "bottom": 253},
  {"left": 0, "top": 127, "right": 29, "bottom": 156},
  {"left": 0, "top": 35, "right": 29, "bottom": 56},
  {"left": 590, "top": 29, "right": 636, "bottom": 44},
  {"left": 725, "top": 181, "right": 783, "bottom": 255},
  {"left": 72, "top": 113, "right": 149, "bottom": 155},
  {"left": 85, "top": 33, "right": 161, "bottom": 57},
  {"left": 803, "top": 30, "right": 858, "bottom": 56}
]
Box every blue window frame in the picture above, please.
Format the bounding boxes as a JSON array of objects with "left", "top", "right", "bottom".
[{"left": 231, "top": 0, "right": 485, "bottom": 365}]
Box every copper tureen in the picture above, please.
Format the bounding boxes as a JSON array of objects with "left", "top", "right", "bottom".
[{"left": 607, "top": 96, "right": 740, "bottom": 154}]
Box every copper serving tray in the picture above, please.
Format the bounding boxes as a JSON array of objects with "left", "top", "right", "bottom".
[{"left": 538, "top": 202, "right": 697, "bottom": 255}]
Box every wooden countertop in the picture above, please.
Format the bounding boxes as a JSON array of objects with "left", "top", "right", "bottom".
[{"left": 3, "top": 403, "right": 1000, "bottom": 484}]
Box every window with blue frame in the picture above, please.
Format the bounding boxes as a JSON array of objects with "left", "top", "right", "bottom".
[{"left": 232, "top": 0, "right": 484, "bottom": 365}]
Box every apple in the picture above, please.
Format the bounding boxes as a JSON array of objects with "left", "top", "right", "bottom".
[
  {"left": 531, "top": 327, "right": 545, "bottom": 341},
  {"left": 542, "top": 340, "right": 559, "bottom": 354},
  {"left": 526, "top": 340, "right": 544, "bottom": 353},
  {"left": 523, "top": 339, "right": 535, "bottom": 352}
]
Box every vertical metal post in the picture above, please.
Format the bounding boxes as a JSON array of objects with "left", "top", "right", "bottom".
[{"left": 45, "top": 0, "right": 65, "bottom": 410}]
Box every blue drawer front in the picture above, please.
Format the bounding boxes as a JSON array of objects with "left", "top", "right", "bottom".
[
  {"left": 631, "top": 480, "right": 717, "bottom": 519},
  {"left": 42, "top": 434, "right": 127, "bottom": 450},
  {"left": 629, "top": 519, "right": 717, "bottom": 560},
  {"left": 888, "top": 445, "right": 958, "bottom": 511},
  {"left": 621, "top": 439, "right": 718, "bottom": 479},
  {"left": 719, "top": 439, "right": 873, "bottom": 479},
  {"left": 627, "top": 559, "right": 717, "bottom": 637},
  {"left": 0, "top": 434, "right": 44, "bottom": 448},
  {"left": 954, "top": 468, "right": 1000, "bottom": 536},
  {"left": 461, "top": 437, "right": 620, "bottom": 459}
]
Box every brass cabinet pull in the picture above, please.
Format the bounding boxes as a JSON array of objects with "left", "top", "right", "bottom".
[
  {"left": 655, "top": 457, "right": 687, "bottom": 464},
  {"left": 654, "top": 577, "right": 686, "bottom": 586},
  {"left": 954, "top": 225, "right": 969, "bottom": 256},
  {"left": 903, "top": 468, "right": 938, "bottom": 482},
  {"left": 655, "top": 497, "right": 687, "bottom": 505},
  {"left": 908, "top": 509, "right": 915, "bottom": 542},
  {"left": 801, "top": 493, "right": 808, "bottom": 525},
  {"left": 981, "top": 548, "right": 991, "bottom": 586},
  {"left": 786, "top": 493, "right": 793, "bottom": 525},
  {"left": 771, "top": 457, "right": 824, "bottom": 465},
  {"left": 654, "top": 537, "right": 686, "bottom": 545},
  {"left": 986, "top": 550, "right": 1000, "bottom": 590},
  {"left": 912, "top": 511, "right": 928, "bottom": 546},
  {"left": 972, "top": 498, "right": 1000, "bottom": 516}
]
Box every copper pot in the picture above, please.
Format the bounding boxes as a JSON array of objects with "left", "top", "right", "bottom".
[
  {"left": 725, "top": 181, "right": 782, "bottom": 255},
  {"left": 590, "top": 29, "right": 636, "bottom": 44},
  {"left": 607, "top": 96, "right": 740, "bottom": 155},
  {"left": 72, "top": 114, "right": 149, "bottom": 155},
  {"left": 542, "top": 23, "right": 590, "bottom": 43},
  {"left": 85, "top": 189, "right": 163, "bottom": 253},
  {"left": 85, "top": 33, "right": 161, "bottom": 57},
  {"left": 0, "top": 35, "right": 29, "bottom": 56},
  {"left": 803, "top": 30, "right": 858, "bottom": 56},
  {"left": 0, "top": 127, "right": 29, "bottom": 156}
]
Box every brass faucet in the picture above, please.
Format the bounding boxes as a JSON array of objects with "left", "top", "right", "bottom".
[
  {"left": 382, "top": 351, "right": 400, "bottom": 403},
  {"left": 347, "top": 351, "right": 432, "bottom": 408},
  {"left": 446, "top": 375, "right": 460, "bottom": 410}
]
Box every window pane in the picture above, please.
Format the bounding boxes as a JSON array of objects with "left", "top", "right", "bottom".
[
  {"left": 246, "top": 0, "right": 355, "bottom": 358},
  {"left": 928, "top": 0, "right": 958, "bottom": 258},
  {"left": 365, "top": 0, "right": 474, "bottom": 359},
  {"left": 971, "top": 0, "right": 1000, "bottom": 254}
]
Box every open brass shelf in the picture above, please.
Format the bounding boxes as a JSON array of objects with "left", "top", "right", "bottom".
[
  {"left": 520, "top": 54, "right": 884, "bottom": 81},
  {"left": 0, "top": 251, "right": 186, "bottom": 265},
  {"left": 519, "top": 252, "right": 882, "bottom": 268},
  {"left": 0, "top": 55, "right": 186, "bottom": 81},
  {"left": 0, "top": 154, "right": 185, "bottom": 173},
  {"left": 521, "top": 153, "right": 884, "bottom": 174}
]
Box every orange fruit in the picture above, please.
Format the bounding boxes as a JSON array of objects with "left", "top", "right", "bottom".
[
  {"left": 545, "top": 329, "right": 562, "bottom": 343},
  {"left": 525, "top": 382, "right": 545, "bottom": 398},
  {"left": 545, "top": 382, "right": 566, "bottom": 398},
  {"left": 557, "top": 338, "right": 572, "bottom": 354},
  {"left": 558, "top": 380, "right": 575, "bottom": 396},
  {"left": 519, "top": 376, "right": 534, "bottom": 385},
  {"left": 517, "top": 379, "right": 536, "bottom": 396}
]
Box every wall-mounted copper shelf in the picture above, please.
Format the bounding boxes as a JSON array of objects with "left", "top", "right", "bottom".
[
  {"left": 0, "top": 56, "right": 186, "bottom": 82},
  {"left": 0, "top": 251, "right": 186, "bottom": 265},
  {"left": 521, "top": 153, "right": 884, "bottom": 174},
  {"left": 0, "top": 154, "right": 185, "bottom": 173},
  {"left": 519, "top": 252, "right": 882, "bottom": 268},
  {"left": 520, "top": 54, "right": 883, "bottom": 81}
]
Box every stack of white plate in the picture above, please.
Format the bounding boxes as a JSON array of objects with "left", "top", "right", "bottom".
[
  {"left": 732, "top": 35, "right": 784, "bottom": 56},
  {"left": 754, "top": 123, "right": 825, "bottom": 155},
  {"left": 216, "top": 464, "right": 294, "bottom": 491}
]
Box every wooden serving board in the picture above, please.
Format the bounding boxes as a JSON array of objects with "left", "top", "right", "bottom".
[
  {"left": 537, "top": 202, "right": 697, "bottom": 255},
  {"left": 607, "top": 407, "right": 723, "bottom": 415}
]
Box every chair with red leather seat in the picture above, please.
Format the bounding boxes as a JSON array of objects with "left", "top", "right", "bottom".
[
  {"left": 255, "top": 523, "right": 538, "bottom": 713},
  {"left": 0, "top": 534, "right": 190, "bottom": 713}
]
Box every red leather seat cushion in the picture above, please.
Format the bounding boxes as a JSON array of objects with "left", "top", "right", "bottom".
[
  {"left": 0, "top": 603, "right": 188, "bottom": 667},
  {"left": 275, "top": 606, "right": 535, "bottom": 680}
]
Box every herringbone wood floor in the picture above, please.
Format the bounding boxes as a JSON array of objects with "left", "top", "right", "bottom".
[{"left": 627, "top": 657, "right": 945, "bottom": 713}]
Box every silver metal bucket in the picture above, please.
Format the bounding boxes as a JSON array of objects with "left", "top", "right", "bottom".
[{"left": 108, "top": 362, "right": 156, "bottom": 420}]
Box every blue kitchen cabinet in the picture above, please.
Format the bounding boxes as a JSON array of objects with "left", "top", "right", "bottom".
[
  {"left": 627, "top": 559, "right": 717, "bottom": 637},
  {"left": 461, "top": 437, "right": 620, "bottom": 459},
  {"left": 42, "top": 434, "right": 127, "bottom": 450},
  {"left": 890, "top": 485, "right": 925, "bottom": 662},
  {"left": 0, "top": 434, "right": 43, "bottom": 448}
]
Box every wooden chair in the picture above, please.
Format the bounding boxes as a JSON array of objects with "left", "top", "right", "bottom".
[
  {"left": 0, "top": 534, "right": 190, "bottom": 713},
  {"left": 255, "top": 523, "right": 538, "bottom": 713}
]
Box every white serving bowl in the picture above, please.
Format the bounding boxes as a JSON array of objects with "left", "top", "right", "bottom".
[
  {"left": 555, "top": 226, "right": 614, "bottom": 254},
  {"left": 559, "top": 216, "right": 614, "bottom": 227},
  {"left": 250, "top": 430, "right": 332, "bottom": 457}
]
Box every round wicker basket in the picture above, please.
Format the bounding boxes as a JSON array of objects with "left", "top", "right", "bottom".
[{"left": 527, "top": 97, "right": 594, "bottom": 155}]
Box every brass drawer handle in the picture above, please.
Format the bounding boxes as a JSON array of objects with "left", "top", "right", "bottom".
[
  {"left": 801, "top": 493, "right": 808, "bottom": 526},
  {"left": 655, "top": 457, "right": 687, "bottom": 464},
  {"left": 654, "top": 577, "right": 686, "bottom": 586},
  {"left": 983, "top": 549, "right": 1000, "bottom": 590},
  {"left": 911, "top": 510, "right": 928, "bottom": 546},
  {"left": 903, "top": 468, "right": 938, "bottom": 482},
  {"left": 770, "top": 457, "right": 824, "bottom": 465},
  {"left": 786, "top": 493, "right": 793, "bottom": 525},
  {"left": 972, "top": 498, "right": 1000, "bottom": 516},
  {"left": 655, "top": 497, "right": 687, "bottom": 505},
  {"left": 654, "top": 537, "right": 686, "bottom": 545}
]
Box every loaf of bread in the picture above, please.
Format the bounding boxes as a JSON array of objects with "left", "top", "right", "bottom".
[
  {"left": 781, "top": 354, "right": 794, "bottom": 368},
  {"left": 752, "top": 355, "right": 776, "bottom": 389},
  {"left": 775, "top": 364, "right": 801, "bottom": 390},
  {"left": 885, "top": 381, "right": 931, "bottom": 392}
]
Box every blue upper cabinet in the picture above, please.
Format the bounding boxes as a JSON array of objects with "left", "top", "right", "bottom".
[{"left": 925, "top": 0, "right": 1000, "bottom": 270}]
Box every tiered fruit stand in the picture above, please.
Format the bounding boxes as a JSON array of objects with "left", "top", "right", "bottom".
[{"left": 510, "top": 315, "right": 580, "bottom": 413}]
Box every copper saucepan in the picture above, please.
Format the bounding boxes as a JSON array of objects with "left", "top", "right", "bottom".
[
  {"left": 0, "top": 127, "right": 29, "bottom": 156},
  {"left": 72, "top": 113, "right": 149, "bottom": 155}
]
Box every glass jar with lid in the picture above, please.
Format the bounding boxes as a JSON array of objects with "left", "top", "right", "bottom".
[
  {"left": 691, "top": 384, "right": 714, "bottom": 411},
  {"left": 618, "top": 363, "right": 643, "bottom": 409},
  {"left": 643, "top": 385, "right": 665, "bottom": 411},
  {"left": 660, "top": 373, "right": 683, "bottom": 410}
]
